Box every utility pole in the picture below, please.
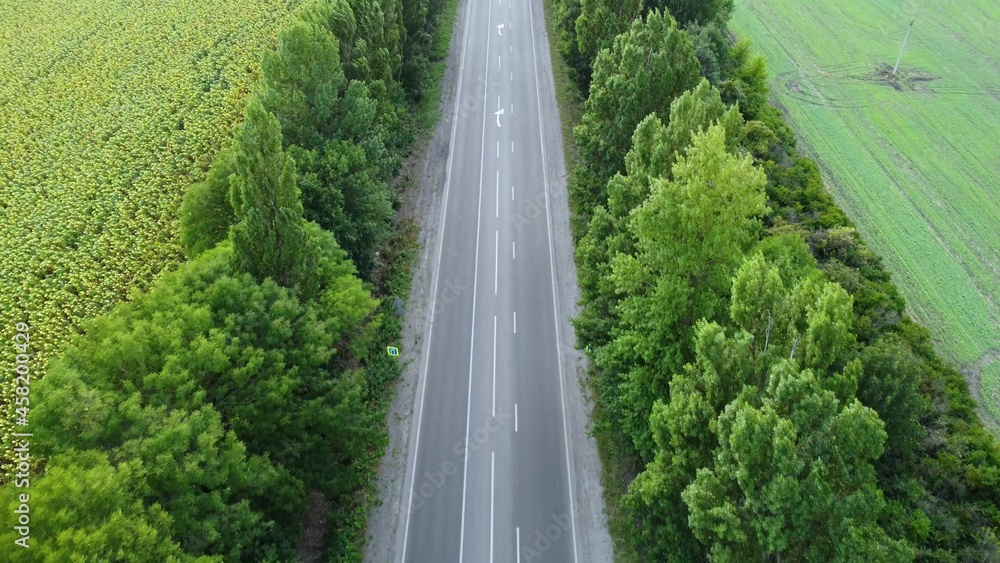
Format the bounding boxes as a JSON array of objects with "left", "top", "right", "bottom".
[{"left": 893, "top": 19, "right": 915, "bottom": 75}]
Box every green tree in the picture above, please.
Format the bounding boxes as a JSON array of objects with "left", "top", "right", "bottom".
[
  {"left": 572, "top": 9, "right": 700, "bottom": 214},
  {"left": 575, "top": 0, "right": 643, "bottom": 82},
  {"left": 575, "top": 79, "right": 743, "bottom": 351},
  {"left": 857, "top": 337, "right": 927, "bottom": 470},
  {"left": 260, "top": 20, "right": 345, "bottom": 150},
  {"left": 555, "top": 0, "right": 592, "bottom": 90},
  {"left": 682, "top": 361, "right": 912, "bottom": 561},
  {"left": 600, "top": 125, "right": 766, "bottom": 459},
  {"left": 180, "top": 145, "right": 238, "bottom": 258},
  {"left": 290, "top": 140, "right": 393, "bottom": 278},
  {"left": 624, "top": 251, "right": 915, "bottom": 561},
  {"left": 303, "top": 0, "right": 358, "bottom": 75},
  {"left": 348, "top": 0, "right": 403, "bottom": 85},
  {"left": 0, "top": 451, "right": 205, "bottom": 562},
  {"left": 647, "top": 0, "right": 734, "bottom": 27},
  {"left": 32, "top": 365, "right": 293, "bottom": 559},
  {"left": 624, "top": 321, "right": 754, "bottom": 562},
  {"left": 229, "top": 98, "right": 308, "bottom": 290},
  {"left": 28, "top": 238, "right": 377, "bottom": 558}
]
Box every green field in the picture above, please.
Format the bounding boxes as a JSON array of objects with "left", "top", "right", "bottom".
[
  {"left": 0, "top": 0, "right": 305, "bottom": 450},
  {"left": 0, "top": 0, "right": 304, "bottom": 369},
  {"left": 731, "top": 0, "right": 1000, "bottom": 425}
]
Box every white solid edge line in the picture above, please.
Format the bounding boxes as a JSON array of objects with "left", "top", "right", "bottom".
[
  {"left": 459, "top": 0, "right": 494, "bottom": 558},
  {"left": 528, "top": 0, "right": 579, "bottom": 559},
  {"left": 400, "top": 0, "right": 476, "bottom": 557},
  {"left": 516, "top": 526, "right": 521, "bottom": 563}
]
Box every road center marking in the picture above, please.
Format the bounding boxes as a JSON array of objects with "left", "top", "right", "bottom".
[
  {"left": 493, "top": 315, "right": 497, "bottom": 416},
  {"left": 458, "top": 0, "right": 495, "bottom": 559}
]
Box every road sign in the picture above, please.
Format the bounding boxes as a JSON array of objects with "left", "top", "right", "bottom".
[{"left": 387, "top": 346, "right": 400, "bottom": 357}]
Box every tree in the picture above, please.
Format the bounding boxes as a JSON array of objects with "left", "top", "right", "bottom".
[
  {"left": 575, "top": 0, "right": 643, "bottom": 82},
  {"left": 599, "top": 125, "right": 766, "bottom": 459},
  {"left": 647, "top": 0, "right": 734, "bottom": 27},
  {"left": 31, "top": 364, "right": 294, "bottom": 559},
  {"left": 624, "top": 321, "right": 754, "bottom": 562},
  {"left": 303, "top": 0, "right": 358, "bottom": 76},
  {"left": 229, "top": 98, "right": 309, "bottom": 290},
  {"left": 682, "top": 361, "right": 913, "bottom": 561},
  {"left": 346, "top": 0, "right": 403, "bottom": 85},
  {"left": 621, "top": 248, "right": 920, "bottom": 560},
  {"left": 857, "top": 337, "right": 927, "bottom": 471},
  {"left": 28, "top": 237, "right": 377, "bottom": 558},
  {"left": 291, "top": 140, "right": 393, "bottom": 279},
  {"left": 555, "top": 0, "right": 592, "bottom": 90},
  {"left": 260, "top": 20, "right": 345, "bottom": 150},
  {"left": 575, "top": 79, "right": 743, "bottom": 352},
  {"left": 0, "top": 451, "right": 202, "bottom": 561},
  {"left": 180, "top": 145, "right": 238, "bottom": 258},
  {"left": 572, "top": 9, "right": 700, "bottom": 214}
]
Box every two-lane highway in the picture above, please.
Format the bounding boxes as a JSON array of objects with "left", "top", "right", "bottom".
[{"left": 399, "top": 0, "right": 578, "bottom": 560}]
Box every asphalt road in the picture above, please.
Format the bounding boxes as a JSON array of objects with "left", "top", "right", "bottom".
[{"left": 399, "top": 0, "right": 578, "bottom": 561}]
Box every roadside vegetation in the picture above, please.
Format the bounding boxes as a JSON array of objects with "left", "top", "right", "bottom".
[
  {"left": 729, "top": 0, "right": 1000, "bottom": 426},
  {"left": 551, "top": 0, "right": 1000, "bottom": 559},
  {"left": 0, "top": 0, "right": 450, "bottom": 560},
  {"left": 0, "top": 0, "right": 308, "bottom": 474}
]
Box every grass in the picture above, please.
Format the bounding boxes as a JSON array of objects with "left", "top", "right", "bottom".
[{"left": 730, "top": 0, "right": 1000, "bottom": 424}]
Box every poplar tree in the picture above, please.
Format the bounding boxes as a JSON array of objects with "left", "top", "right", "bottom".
[
  {"left": 572, "top": 9, "right": 700, "bottom": 213},
  {"left": 229, "top": 98, "right": 307, "bottom": 290},
  {"left": 601, "top": 125, "right": 766, "bottom": 459}
]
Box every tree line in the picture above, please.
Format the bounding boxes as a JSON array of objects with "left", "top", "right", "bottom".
[
  {"left": 0, "top": 0, "right": 448, "bottom": 560},
  {"left": 556, "top": 0, "right": 1000, "bottom": 560}
]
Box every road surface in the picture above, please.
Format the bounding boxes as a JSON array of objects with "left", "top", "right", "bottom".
[{"left": 399, "top": 0, "right": 580, "bottom": 560}]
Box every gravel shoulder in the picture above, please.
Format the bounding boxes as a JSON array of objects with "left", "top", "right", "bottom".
[{"left": 363, "top": 0, "right": 613, "bottom": 559}]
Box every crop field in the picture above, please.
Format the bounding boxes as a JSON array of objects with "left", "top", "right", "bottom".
[
  {"left": 730, "top": 0, "right": 1000, "bottom": 425},
  {"left": 0, "top": 0, "right": 305, "bottom": 442}
]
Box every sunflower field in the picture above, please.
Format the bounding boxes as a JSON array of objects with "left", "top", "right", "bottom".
[{"left": 0, "top": 0, "right": 306, "bottom": 478}]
